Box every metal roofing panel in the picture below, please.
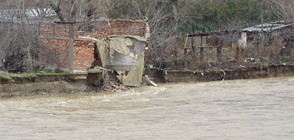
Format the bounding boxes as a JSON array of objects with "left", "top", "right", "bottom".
[
  {"left": 0, "top": 8, "right": 57, "bottom": 24},
  {"left": 241, "top": 21, "right": 294, "bottom": 32}
]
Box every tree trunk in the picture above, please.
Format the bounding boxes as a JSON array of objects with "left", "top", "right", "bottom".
[{"left": 49, "top": 0, "right": 65, "bottom": 21}]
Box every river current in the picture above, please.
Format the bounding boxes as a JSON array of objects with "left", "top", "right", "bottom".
[{"left": 0, "top": 77, "right": 294, "bottom": 140}]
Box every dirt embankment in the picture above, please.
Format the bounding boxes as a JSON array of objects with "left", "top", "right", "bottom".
[
  {"left": 0, "top": 65, "right": 294, "bottom": 98},
  {"left": 145, "top": 65, "right": 294, "bottom": 83},
  {"left": 0, "top": 74, "right": 96, "bottom": 98}
]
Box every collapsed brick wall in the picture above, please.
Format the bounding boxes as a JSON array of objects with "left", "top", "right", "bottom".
[{"left": 39, "top": 19, "right": 147, "bottom": 71}]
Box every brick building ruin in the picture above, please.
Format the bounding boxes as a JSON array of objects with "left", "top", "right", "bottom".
[{"left": 39, "top": 19, "right": 150, "bottom": 73}]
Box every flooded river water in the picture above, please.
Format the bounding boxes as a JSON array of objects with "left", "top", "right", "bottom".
[{"left": 1, "top": 77, "right": 294, "bottom": 140}]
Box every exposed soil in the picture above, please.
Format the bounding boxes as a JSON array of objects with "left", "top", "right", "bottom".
[
  {"left": 145, "top": 65, "right": 294, "bottom": 83},
  {"left": 0, "top": 65, "right": 294, "bottom": 98},
  {"left": 0, "top": 73, "right": 128, "bottom": 98},
  {"left": 0, "top": 81, "right": 94, "bottom": 98},
  {"left": 0, "top": 74, "right": 98, "bottom": 98}
]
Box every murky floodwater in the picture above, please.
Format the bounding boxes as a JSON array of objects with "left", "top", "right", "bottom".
[{"left": 1, "top": 77, "right": 294, "bottom": 140}]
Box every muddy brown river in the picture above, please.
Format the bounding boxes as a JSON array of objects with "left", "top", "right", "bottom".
[{"left": 0, "top": 77, "right": 294, "bottom": 139}]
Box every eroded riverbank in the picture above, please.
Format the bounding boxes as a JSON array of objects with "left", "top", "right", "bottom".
[{"left": 0, "top": 65, "right": 294, "bottom": 98}]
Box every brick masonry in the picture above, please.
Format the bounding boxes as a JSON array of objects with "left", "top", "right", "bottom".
[{"left": 39, "top": 19, "right": 148, "bottom": 71}]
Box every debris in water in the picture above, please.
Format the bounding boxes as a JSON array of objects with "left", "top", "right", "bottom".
[{"left": 142, "top": 75, "right": 157, "bottom": 87}]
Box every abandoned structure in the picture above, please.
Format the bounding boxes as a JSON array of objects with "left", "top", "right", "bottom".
[
  {"left": 39, "top": 19, "right": 150, "bottom": 86},
  {"left": 184, "top": 21, "right": 294, "bottom": 61},
  {"left": 184, "top": 30, "right": 239, "bottom": 61},
  {"left": 240, "top": 21, "right": 294, "bottom": 57},
  {"left": 0, "top": 8, "right": 151, "bottom": 86}
]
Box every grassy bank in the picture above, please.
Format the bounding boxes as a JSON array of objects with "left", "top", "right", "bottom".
[{"left": 0, "top": 72, "right": 70, "bottom": 80}]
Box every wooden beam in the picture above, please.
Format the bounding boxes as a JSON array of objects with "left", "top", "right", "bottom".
[
  {"left": 191, "top": 36, "right": 195, "bottom": 53},
  {"left": 200, "top": 36, "right": 204, "bottom": 61},
  {"left": 217, "top": 46, "right": 222, "bottom": 61}
]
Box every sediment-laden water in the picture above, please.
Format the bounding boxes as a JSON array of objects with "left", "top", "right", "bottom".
[{"left": 1, "top": 77, "right": 294, "bottom": 139}]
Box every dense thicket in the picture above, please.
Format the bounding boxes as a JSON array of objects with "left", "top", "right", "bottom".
[
  {"left": 1, "top": 0, "right": 292, "bottom": 38},
  {"left": 107, "top": 0, "right": 282, "bottom": 34}
]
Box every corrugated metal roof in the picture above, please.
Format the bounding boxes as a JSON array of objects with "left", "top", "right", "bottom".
[
  {"left": 0, "top": 8, "right": 57, "bottom": 24},
  {"left": 0, "top": 8, "right": 56, "bottom": 17},
  {"left": 241, "top": 21, "right": 294, "bottom": 32}
]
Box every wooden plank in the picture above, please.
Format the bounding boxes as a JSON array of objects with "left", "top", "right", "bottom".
[
  {"left": 191, "top": 36, "right": 195, "bottom": 53},
  {"left": 200, "top": 47, "right": 204, "bottom": 61},
  {"left": 217, "top": 46, "right": 222, "bottom": 60}
]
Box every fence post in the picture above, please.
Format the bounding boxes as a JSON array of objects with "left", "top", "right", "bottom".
[
  {"left": 200, "top": 36, "right": 204, "bottom": 61},
  {"left": 236, "top": 46, "right": 240, "bottom": 60},
  {"left": 217, "top": 46, "right": 222, "bottom": 61}
]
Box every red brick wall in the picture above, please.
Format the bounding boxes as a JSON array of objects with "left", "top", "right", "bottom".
[
  {"left": 40, "top": 24, "right": 71, "bottom": 69},
  {"left": 80, "top": 19, "right": 147, "bottom": 39},
  {"left": 93, "top": 19, "right": 147, "bottom": 37},
  {"left": 46, "top": 39, "right": 69, "bottom": 68},
  {"left": 40, "top": 24, "right": 70, "bottom": 38},
  {"left": 74, "top": 40, "right": 95, "bottom": 69},
  {"left": 39, "top": 19, "right": 147, "bottom": 71}
]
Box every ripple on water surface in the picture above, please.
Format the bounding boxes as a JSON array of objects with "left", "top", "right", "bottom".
[{"left": 0, "top": 77, "right": 294, "bottom": 139}]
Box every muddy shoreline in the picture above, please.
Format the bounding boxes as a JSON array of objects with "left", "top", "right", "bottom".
[
  {"left": 147, "top": 65, "right": 294, "bottom": 83},
  {"left": 0, "top": 65, "right": 294, "bottom": 98}
]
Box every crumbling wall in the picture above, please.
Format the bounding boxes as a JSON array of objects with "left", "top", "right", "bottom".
[
  {"left": 39, "top": 19, "right": 148, "bottom": 71},
  {"left": 94, "top": 36, "right": 146, "bottom": 87},
  {"left": 80, "top": 19, "right": 148, "bottom": 39}
]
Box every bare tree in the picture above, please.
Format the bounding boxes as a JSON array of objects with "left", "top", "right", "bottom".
[
  {"left": 268, "top": 0, "right": 294, "bottom": 21},
  {"left": 46, "top": 0, "right": 65, "bottom": 21},
  {"left": 44, "top": 0, "right": 107, "bottom": 22},
  {"left": 0, "top": 0, "right": 47, "bottom": 72}
]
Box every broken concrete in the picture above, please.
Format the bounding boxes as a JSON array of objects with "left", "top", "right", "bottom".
[
  {"left": 86, "top": 35, "right": 147, "bottom": 87},
  {"left": 39, "top": 19, "right": 149, "bottom": 71}
]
